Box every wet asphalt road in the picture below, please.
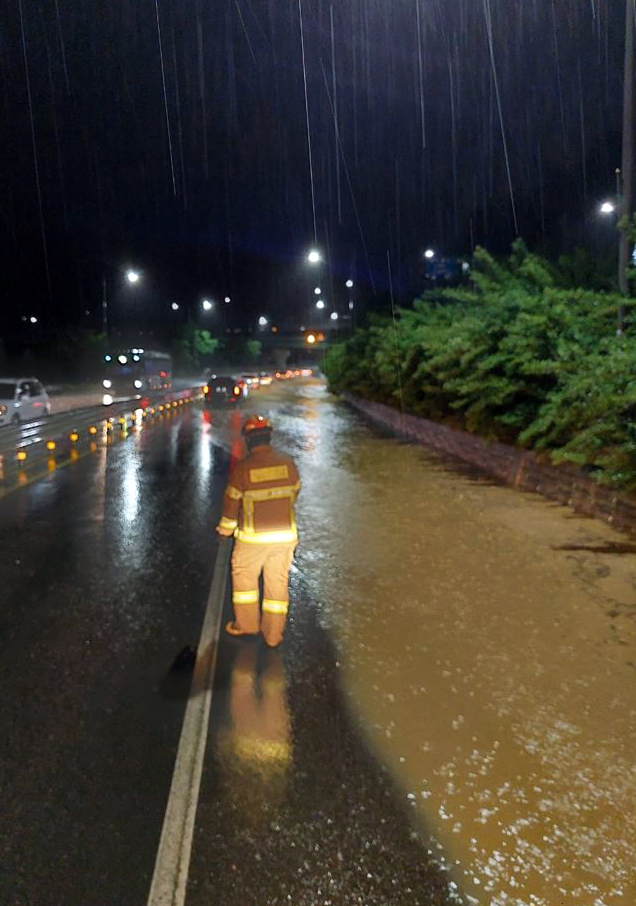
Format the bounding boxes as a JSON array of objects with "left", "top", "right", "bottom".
[
  {"left": 0, "top": 410, "right": 224, "bottom": 905},
  {"left": 188, "top": 581, "right": 452, "bottom": 906},
  {"left": 0, "top": 395, "right": 456, "bottom": 906}
]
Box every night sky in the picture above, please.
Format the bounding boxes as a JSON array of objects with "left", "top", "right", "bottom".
[{"left": 0, "top": 0, "right": 625, "bottom": 339}]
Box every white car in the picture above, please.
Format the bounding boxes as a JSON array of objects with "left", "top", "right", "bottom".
[{"left": 0, "top": 377, "right": 51, "bottom": 427}]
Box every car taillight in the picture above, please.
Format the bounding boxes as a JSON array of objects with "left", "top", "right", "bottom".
[
  {"left": 233, "top": 386, "right": 240, "bottom": 395},
  {"left": 204, "top": 385, "right": 209, "bottom": 394}
]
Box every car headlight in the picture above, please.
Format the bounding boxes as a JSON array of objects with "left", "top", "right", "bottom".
[
  {"left": 134, "top": 380, "right": 143, "bottom": 389},
  {"left": 102, "top": 379, "right": 112, "bottom": 389},
  {"left": 102, "top": 393, "right": 113, "bottom": 406}
]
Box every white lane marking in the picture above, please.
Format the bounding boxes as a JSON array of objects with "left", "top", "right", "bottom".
[{"left": 146, "top": 539, "right": 232, "bottom": 906}]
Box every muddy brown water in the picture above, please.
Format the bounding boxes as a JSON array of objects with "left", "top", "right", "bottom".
[{"left": 210, "top": 381, "right": 636, "bottom": 906}]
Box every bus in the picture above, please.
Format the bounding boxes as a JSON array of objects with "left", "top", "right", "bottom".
[{"left": 101, "top": 349, "right": 172, "bottom": 404}]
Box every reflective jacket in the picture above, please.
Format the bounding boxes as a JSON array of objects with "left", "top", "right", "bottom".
[{"left": 218, "top": 444, "right": 301, "bottom": 544}]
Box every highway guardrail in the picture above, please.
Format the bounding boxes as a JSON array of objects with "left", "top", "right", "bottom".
[{"left": 0, "top": 385, "right": 205, "bottom": 484}]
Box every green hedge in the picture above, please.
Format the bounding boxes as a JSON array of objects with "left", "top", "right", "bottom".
[{"left": 325, "top": 241, "right": 636, "bottom": 489}]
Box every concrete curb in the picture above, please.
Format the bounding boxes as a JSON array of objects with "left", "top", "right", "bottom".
[{"left": 342, "top": 393, "right": 636, "bottom": 536}]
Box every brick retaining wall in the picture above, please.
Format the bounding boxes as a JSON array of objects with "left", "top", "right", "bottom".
[{"left": 342, "top": 393, "right": 636, "bottom": 536}]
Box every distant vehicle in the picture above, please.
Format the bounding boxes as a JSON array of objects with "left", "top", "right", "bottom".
[
  {"left": 233, "top": 377, "right": 250, "bottom": 398},
  {"left": 0, "top": 377, "right": 51, "bottom": 427},
  {"left": 258, "top": 371, "right": 273, "bottom": 386},
  {"left": 240, "top": 373, "right": 260, "bottom": 389},
  {"left": 204, "top": 376, "right": 243, "bottom": 407},
  {"left": 101, "top": 349, "right": 172, "bottom": 404}
]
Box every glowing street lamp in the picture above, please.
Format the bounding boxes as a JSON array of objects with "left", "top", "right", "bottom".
[
  {"left": 314, "top": 287, "right": 322, "bottom": 295},
  {"left": 224, "top": 296, "right": 231, "bottom": 303},
  {"left": 316, "top": 299, "right": 325, "bottom": 310},
  {"left": 30, "top": 316, "right": 38, "bottom": 324},
  {"left": 171, "top": 302, "right": 179, "bottom": 311},
  {"left": 598, "top": 192, "right": 624, "bottom": 332},
  {"left": 202, "top": 298, "right": 213, "bottom": 311},
  {"left": 101, "top": 264, "right": 142, "bottom": 339},
  {"left": 345, "top": 279, "right": 354, "bottom": 288},
  {"left": 258, "top": 315, "right": 268, "bottom": 326},
  {"left": 306, "top": 333, "right": 316, "bottom": 345},
  {"left": 330, "top": 311, "right": 339, "bottom": 321},
  {"left": 307, "top": 249, "right": 322, "bottom": 264},
  {"left": 424, "top": 248, "right": 435, "bottom": 260}
]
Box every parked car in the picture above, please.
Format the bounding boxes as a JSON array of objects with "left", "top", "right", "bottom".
[
  {"left": 0, "top": 377, "right": 51, "bottom": 427},
  {"left": 204, "top": 376, "right": 243, "bottom": 407}
]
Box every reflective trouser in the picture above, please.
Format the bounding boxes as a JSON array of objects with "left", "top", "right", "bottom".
[{"left": 231, "top": 540, "right": 296, "bottom": 646}]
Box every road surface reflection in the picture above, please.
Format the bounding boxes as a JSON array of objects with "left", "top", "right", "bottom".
[{"left": 217, "top": 646, "right": 291, "bottom": 823}]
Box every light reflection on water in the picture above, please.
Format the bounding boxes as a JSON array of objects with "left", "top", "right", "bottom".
[
  {"left": 266, "top": 381, "right": 636, "bottom": 906},
  {"left": 168, "top": 417, "right": 183, "bottom": 466},
  {"left": 122, "top": 450, "right": 140, "bottom": 524},
  {"left": 216, "top": 646, "right": 291, "bottom": 824}
]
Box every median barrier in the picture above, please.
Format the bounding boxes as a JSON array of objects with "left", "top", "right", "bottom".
[{"left": 0, "top": 385, "right": 205, "bottom": 482}]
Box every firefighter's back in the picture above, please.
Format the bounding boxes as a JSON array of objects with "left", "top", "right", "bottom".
[{"left": 236, "top": 445, "right": 300, "bottom": 544}]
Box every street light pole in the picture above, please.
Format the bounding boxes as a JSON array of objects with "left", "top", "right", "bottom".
[
  {"left": 346, "top": 279, "right": 355, "bottom": 330},
  {"left": 618, "top": 0, "right": 635, "bottom": 333},
  {"left": 101, "top": 266, "right": 142, "bottom": 342},
  {"left": 102, "top": 273, "right": 108, "bottom": 339}
]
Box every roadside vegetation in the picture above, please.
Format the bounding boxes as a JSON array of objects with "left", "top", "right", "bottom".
[{"left": 325, "top": 241, "right": 636, "bottom": 489}]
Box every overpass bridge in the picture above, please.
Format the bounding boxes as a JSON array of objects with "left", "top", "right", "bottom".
[{"left": 257, "top": 326, "right": 345, "bottom": 368}]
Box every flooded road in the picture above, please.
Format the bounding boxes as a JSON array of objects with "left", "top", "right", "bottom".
[
  {"left": 2, "top": 377, "right": 633, "bottom": 905},
  {"left": 188, "top": 574, "right": 454, "bottom": 906},
  {"left": 239, "top": 379, "right": 636, "bottom": 906}
]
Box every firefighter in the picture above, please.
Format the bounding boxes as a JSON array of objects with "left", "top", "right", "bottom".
[{"left": 216, "top": 415, "right": 300, "bottom": 648}]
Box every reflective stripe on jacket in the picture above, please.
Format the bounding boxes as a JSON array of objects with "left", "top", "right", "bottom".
[{"left": 218, "top": 445, "right": 300, "bottom": 544}]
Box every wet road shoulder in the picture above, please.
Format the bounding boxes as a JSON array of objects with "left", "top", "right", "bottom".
[{"left": 186, "top": 573, "right": 459, "bottom": 906}]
